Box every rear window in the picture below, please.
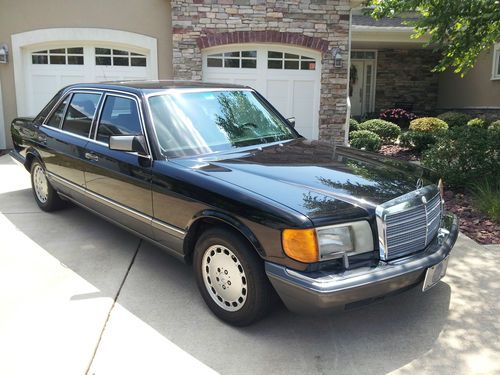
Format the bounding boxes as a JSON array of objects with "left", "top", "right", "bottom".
[{"left": 61, "top": 93, "right": 101, "bottom": 137}]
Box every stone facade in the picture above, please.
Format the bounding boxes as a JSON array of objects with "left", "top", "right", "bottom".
[
  {"left": 375, "top": 49, "right": 440, "bottom": 115},
  {"left": 171, "top": 0, "right": 351, "bottom": 142}
]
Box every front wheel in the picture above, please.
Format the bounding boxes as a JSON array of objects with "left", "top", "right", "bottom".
[
  {"left": 193, "top": 228, "right": 273, "bottom": 326},
  {"left": 30, "top": 160, "right": 64, "bottom": 211}
]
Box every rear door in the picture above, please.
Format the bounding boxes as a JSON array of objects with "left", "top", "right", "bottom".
[
  {"left": 84, "top": 93, "right": 153, "bottom": 237},
  {"left": 41, "top": 91, "right": 102, "bottom": 195}
]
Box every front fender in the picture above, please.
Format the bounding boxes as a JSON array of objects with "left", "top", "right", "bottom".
[{"left": 184, "top": 209, "right": 266, "bottom": 259}]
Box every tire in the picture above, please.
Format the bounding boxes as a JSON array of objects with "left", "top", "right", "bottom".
[
  {"left": 30, "top": 160, "right": 64, "bottom": 212},
  {"left": 193, "top": 227, "right": 273, "bottom": 326}
]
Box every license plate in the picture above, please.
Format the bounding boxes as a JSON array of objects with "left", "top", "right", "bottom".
[{"left": 422, "top": 256, "right": 449, "bottom": 292}]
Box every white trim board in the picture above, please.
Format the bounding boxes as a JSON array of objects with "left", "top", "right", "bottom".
[
  {"left": 0, "top": 78, "right": 5, "bottom": 149},
  {"left": 11, "top": 28, "right": 158, "bottom": 116}
]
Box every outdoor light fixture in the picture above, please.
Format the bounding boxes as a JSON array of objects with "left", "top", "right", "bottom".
[
  {"left": 332, "top": 45, "right": 343, "bottom": 68},
  {"left": 0, "top": 44, "right": 8, "bottom": 64}
]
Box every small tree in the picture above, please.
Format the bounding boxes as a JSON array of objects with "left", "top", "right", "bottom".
[{"left": 366, "top": 0, "right": 500, "bottom": 75}]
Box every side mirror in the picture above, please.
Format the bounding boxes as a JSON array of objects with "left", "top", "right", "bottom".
[
  {"left": 287, "top": 117, "right": 296, "bottom": 128},
  {"left": 109, "top": 135, "right": 148, "bottom": 156}
]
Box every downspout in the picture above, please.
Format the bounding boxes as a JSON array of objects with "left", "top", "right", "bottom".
[{"left": 345, "top": 7, "right": 353, "bottom": 146}]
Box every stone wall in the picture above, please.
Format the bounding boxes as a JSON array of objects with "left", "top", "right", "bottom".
[
  {"left": 375, "top": 49, "right": 440, "bottom": 115},
  {"left": 171, "top": 0, "right": 351, "bottom": 142}
]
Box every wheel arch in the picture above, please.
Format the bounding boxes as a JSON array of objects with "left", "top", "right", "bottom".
[
  {"left": 183, "top": 210, "right": 265, "bottom": 263},
  {"left": 24, "top": 147, "right": 44, "bottom": 172}
]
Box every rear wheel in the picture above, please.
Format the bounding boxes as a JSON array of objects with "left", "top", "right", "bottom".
[
  {"left": 30, "top": 161, "right": 64, "bottom": 211},
  {"left": 193, "top": 228, "right": 272, "bottom": 326}
]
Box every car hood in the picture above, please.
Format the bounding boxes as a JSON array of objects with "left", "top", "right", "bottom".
[{"left": 171, "top": 139, "right": 437, "bottom": 223}]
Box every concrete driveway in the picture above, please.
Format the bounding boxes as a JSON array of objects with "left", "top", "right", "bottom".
[{"left": 1, "top": 153, "right": 499, "bottom": 375}]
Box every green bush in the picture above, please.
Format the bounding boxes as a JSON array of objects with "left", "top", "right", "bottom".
[
  {"left": 349, "top": 118, "right": 359, "bottom": 132},
  {"left": 409, "top": 117, "right": 448, "bottom": 133},
  {"left": 349, "top": 130, "right": 382, "bottom": 152},
  {"left": 399, "top": 131, "right": 438, "bottom": 152},
  {"left": 358, "top": 119, "right": 401, "bottom": 143},
  {"left": 422, "top": 126, "right": 500, "bottom": 188},
  {"left": 467, "top": 117, "right": 488, "bottom": 128},
  {"left": 489, "top": 120, "right": 500, "bottom": 132},
  {"left": 471, "top": 180, "right": 500, "bottom": 223},
  {"left": 437, "top": 111, "right": 471, "bottom": 128}
]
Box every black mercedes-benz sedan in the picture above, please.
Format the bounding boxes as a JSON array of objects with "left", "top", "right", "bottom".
[{"left": 10, "top": 81, "right": 458, "bottom": 326}]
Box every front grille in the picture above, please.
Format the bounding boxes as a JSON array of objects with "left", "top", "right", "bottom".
[{"left": 376, "top": 187, "right": 442, "bottom": 260}]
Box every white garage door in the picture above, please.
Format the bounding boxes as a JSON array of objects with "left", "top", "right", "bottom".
[
  {"left": 25, "top": 44, "right": 154, "bottom": 116},
  {"left": 202, "top": 44, "right": 321, "bottom": 140}
]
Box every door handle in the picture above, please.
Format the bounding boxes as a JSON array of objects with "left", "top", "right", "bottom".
[{"left": 84, "top": 152, "right": 99, "bottom": 162}]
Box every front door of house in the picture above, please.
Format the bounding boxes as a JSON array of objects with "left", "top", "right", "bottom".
[{"left": 350, "top": 51, "right": 376, "bottom": 117}]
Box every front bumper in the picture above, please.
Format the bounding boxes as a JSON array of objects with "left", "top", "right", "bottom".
[{"left": 266, "top": 213, "right": 459, "bottom": 314}]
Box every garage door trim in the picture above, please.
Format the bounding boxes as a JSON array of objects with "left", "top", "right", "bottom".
[{"left": 11, "top": 28, "right": 158, "bottom": 116}]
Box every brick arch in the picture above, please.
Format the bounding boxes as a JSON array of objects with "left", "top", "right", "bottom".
[{"left": 196, "top": 31, "right": 329, "bottom": 52}]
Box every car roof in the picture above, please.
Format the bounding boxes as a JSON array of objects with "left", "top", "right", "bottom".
[{"left": 64, "top": 80, "right": 251, "bottom": 95}]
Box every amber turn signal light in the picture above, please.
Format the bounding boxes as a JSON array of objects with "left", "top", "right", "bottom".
[{"left": 282, "top": 228, "right": 319, "bottom": 263}]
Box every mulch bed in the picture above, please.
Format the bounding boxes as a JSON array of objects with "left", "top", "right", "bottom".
[{"left": 378, "top": 144, "right": 500, "bottom": 245}]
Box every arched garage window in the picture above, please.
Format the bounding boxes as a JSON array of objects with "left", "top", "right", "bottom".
[
  {"left": 31, "top": 47, "right": 84, "bottom": 65},
  {"left": 206, "top": 51, "right": 257, "bottom": 68},
  {"left": 95, "top": 48, "right": 147, "bottom": 67}
]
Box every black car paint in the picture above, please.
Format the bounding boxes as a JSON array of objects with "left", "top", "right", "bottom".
[{"left": 11, "top": 82, "right": 438, "bottom": 274}]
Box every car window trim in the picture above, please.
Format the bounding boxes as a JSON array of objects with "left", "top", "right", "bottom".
[
  {"left": 92, "top": 92, "right": 152, "bottom": 159},
  {"left": 40, "top": 87, "right": 153, "bottom": 159}
]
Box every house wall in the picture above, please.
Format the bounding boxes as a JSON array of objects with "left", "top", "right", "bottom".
[
  {"left": 437, "top": 46, "right": 500, "bottom": 120},
  {"left": 375, "top": 48, "right": 439, "bottom": 115},
  {"left": 171, "top": 0, "right": 351, "bottom": 143},
  {"left": 0, "top": 0, "right": 173, "bottom": 148}
]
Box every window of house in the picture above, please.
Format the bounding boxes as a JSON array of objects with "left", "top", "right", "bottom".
[
  {"left": 351, "top": 51, "right": 376, "bottom": 60},
  {"left": 267, "top": 51, "right": 316, "bottom": 70},
  {"left": 95, "top": 48, "right": 147, "bottom": 67},
  {"left": 61, "top": 93, "right": 101, "bottom": 137},
  {"left": 493, "top": 44, "right": 500, "bottom": 80},
  {"left": 32, "top": 47, "right": 84, "bottom": 65},
  {"left": 206, "top": 51, "right": 257, "bottom": 68},
  {"left": 96, "top": 96, "right": 141, "bottom": 143}
]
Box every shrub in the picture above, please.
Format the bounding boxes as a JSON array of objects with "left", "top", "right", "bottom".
[
  {"left": 409, "top": 117, "right": 448, "bottom": 133},
  {"left": 399, "top": 131, "right": 438, "bottom": 152},
  {"left": 380, "top": 108, "right": 416, "bottom": 128},
  {"left": 358, "top": 119, "right": 401, "bottom": 143},
  {"left": 489, "top": 120, "right": 500, "bottom": 132},
  {"left": 471, "top": 180, "right": 500, "bottom": 223},
  {"left": 422, "top": 126, "right": 500, "bottom": 188},
  {"left": 349, "top": 118, "right": 359, "bottom": 132},
  {"left": 437, "top": 111, "right": 471, "bottom": 128},
  {"left": 349, "top": 130, "right": 382, "bottom": 151},
  {"left": 467, "top": 117, "right": 488, "bottom": 128}
]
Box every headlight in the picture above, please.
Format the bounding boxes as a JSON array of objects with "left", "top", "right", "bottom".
[
  {"left": 316, "top": 221, "right": 373, "bottom": 261},
  {"left": 282, "top": 221, "right": 374, "bottom": 264}
]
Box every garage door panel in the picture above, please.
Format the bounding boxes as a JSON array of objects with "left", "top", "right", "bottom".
[
  {"left": 292, "top": 80, "right": 315, "bottom": 139},
  {"left": 202, "top": 45, "right": 321, "bottom": 140},
  {"left": 266, "top": 80, "right": 290, "bottom": 117}
]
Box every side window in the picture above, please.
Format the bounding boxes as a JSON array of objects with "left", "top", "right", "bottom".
[
  {"left": 62, "top": 93, "right": 101, "bottom": 137},
  {"left": 97, "top": 96, "right": 142, "bottom": 143},
  {"left": 46, "top": 96, "right": 70, "bottom": 128}
]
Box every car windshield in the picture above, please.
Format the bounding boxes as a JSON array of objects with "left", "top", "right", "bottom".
[{"left": 148, "top": 90, "right": 297, "bottom": 158}]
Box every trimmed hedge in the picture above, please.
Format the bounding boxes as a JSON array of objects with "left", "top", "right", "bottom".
[
  {"left": 349, "top": 118, "right": 359, "bottom": 132},
  {"left": 489, "top": 120, "right": 500, "bottom": 132},
  {"left": 358, "top": 119, "right": 401, "bottom": 143},
  {"left": 422, "top": 126, "right": 500, "bottom": 188},
  {"left": 467, "top": 117, "right": 488, "bottom": 128},
  {"left": 409, "top": 117, "right": 448, "bottom": 133},
  {"left": 349, "top": 130, "right": 382, "bottom": 151},
  {"left": 399, "top": 131, "right": 438, "bottom": 152},
  {"left": 437, "top": 111, "right": 471, "bottom": 128}
]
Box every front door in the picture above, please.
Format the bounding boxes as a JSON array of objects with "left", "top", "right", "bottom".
[
  {"left": 84, "top": 93, "right": 153, "bottom": 237},
  {"left": 350, "top": 51, "right": 376, "bottom": 117}
]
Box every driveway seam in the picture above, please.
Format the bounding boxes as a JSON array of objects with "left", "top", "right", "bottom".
[{"left": 85, "top": 238, "right": 142, "bottom": 375}]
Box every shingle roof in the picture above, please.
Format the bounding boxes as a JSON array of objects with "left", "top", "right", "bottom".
[{"left": 352, "top": 15, "right": 416, "bottom": 28}]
